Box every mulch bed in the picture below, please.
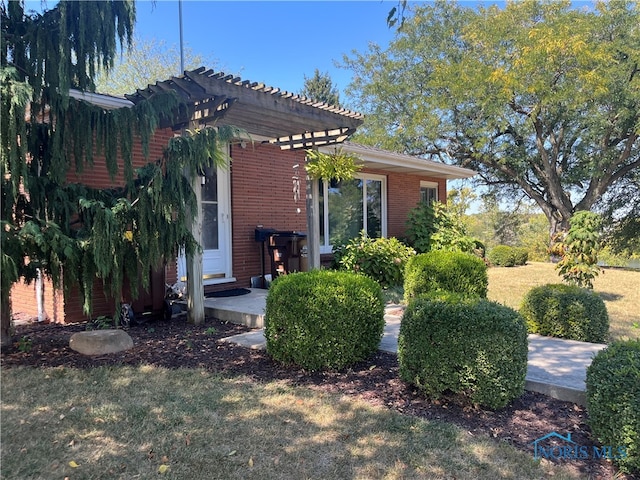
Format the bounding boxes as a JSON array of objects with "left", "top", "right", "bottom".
[{"left": 1, "top": 316, "right": 631, "bottom": 479}]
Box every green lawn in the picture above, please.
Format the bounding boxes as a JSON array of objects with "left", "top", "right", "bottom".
[
  {"left": 0, "top": 366, "right": 580, "bottom": 480},
  {"left": 487, "top": 262, "right": 640, "bottom": 342}
]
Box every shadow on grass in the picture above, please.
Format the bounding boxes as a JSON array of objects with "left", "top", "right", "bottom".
[
  {"left": 0, "top": 366, "right": 580, "bottom": 480},
  {"left": 597, "top": 291, "right": 624, "bottom": 302}
]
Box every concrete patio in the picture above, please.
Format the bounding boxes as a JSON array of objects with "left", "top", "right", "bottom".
[{"left": 206, "top": 288, "right": 606, "bottom": 406}]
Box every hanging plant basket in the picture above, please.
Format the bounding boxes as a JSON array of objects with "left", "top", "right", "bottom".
[{"left": 305, "top": 148, "right": 362, "bottom": 182}]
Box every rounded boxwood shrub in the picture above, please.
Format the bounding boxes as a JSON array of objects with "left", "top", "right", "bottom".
[
  {"left": 488, "top": 245, "right": 528, "bottom": 267},
  {"left": 586, "top": 340, "right": 640, "bottom": 475},
  {"left": 404, "top": 250, "right": 488, "bottom": 301},
  {"left": 519, "top": 284, "right": 609, "bottom": 343},
  {"left": 489, "top": 245, "right": 517, "bottom": 267},
  {"left": 398, "top": 296, "right": 528, "bottom": 409},
  {"left": 264, "top": 270, "right": 385, "bottom": 371},
  {"left": 513, "top": 247, "right": 529, "bottom": 266}
]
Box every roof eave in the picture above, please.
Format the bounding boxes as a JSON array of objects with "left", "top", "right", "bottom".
[{"left": 321, "top": 143, "right": 476, "bottom": 180}]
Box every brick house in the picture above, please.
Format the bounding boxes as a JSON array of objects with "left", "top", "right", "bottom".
[{"left": 10, "top": 68, "right": 474, "bottom": 323}]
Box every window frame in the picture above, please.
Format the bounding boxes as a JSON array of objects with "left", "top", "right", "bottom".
[
  {"left": 420, "top": 180, "right": 439, "bottom": 204},
  {"left": 319, "top": 173, "right": 387, "bottom": 254}
]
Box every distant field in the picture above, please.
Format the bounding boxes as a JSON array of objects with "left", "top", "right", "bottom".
[{"left": 487, "top": 262, "right": 640, "bottom": 342}]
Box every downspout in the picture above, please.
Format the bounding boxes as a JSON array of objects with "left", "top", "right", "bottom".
[{"left": 36, "top": 269, "right": 47, "bottom": 322}]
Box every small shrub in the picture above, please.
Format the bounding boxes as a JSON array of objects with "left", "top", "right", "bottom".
[
  {"left": 337, "top": 233, "right": 415, "bottom": 287},
  {"left": 555, "top": 211, "right": 602, "bottom": 289},
  {"left": 265, "top": 270, "right": 385, "bottom": 371},
  {"left": 489, "top": 245, "right": 517, "bottom": 266},
  {"left": 16, "top": 335, "right": 32, "bottom": 353},
  {"left": 404, "top": 251, "right": 488, "bottom": 301},
  {"left": 513, "top": 247, "right": 529, "bottom": 265},
  {"left": 405, "top": 202, "right": 437, "bottom": 253},
  {"left": 398, "top": 296, "right": 528, "bottom": 409},
  {"left": 586, "top": 340, "right": 640, "bottom": 475},
  {"left": 519, "top": 284, "right": 609, "bottom": 343},
  {"left": 488, "top": 245, "right": 528, "bottom": 267}
]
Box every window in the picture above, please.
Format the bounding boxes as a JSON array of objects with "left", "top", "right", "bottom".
[
  {"left": 201, "top": 166, "right": 219, "bottom": 250},
  {"left": 420, "top": 181, "right": 438, "bottom": 204},
  {"left": 319, "top": 174, "right": 387, "bottom": 253}
]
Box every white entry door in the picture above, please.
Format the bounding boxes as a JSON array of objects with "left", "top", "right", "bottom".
[{"left": 178, "top": 164, "right": 232, "bottom": 284}]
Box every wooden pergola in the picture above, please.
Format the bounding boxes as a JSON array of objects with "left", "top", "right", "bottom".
[
  {"left": 125, "top": 67, "right": 364, "bottom": 150},
  {"left": 125, "top": 67, "right": 364, "bottom": 323}
]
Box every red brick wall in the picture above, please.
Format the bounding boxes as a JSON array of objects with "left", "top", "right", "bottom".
[
  {"left": 9, "top": 127, "right": 451, "bottom": 321},
  {"left": 383, "top": 170, "right": 446, "bottom": 239},
  {"left": 228, "top": 143, "right": 308, "bottom": 288},
  {"left": 10, "top": 128, "right": 175, "bottom": 323},
  {"left": 224, "top": 151, "right": 447, "bottom": 288},
  {"left": 9, "top": 278, "right": 64, "bottom": 323}
]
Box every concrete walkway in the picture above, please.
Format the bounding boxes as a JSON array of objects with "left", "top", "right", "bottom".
[{"left": 208, "top": 289, "right": 606, "bottom": 406}]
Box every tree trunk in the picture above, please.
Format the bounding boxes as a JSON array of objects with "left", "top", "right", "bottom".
[
  {"left": 549, "top": 213, "right": 570, "bottom": 241},
  {"left": 1, "top": 293, "right": 12, "bottom": 349}
]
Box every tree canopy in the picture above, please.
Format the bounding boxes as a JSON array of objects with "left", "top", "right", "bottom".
[
  {"left": 344, "top": 0, "right": 640, "bottom": 237},
  {"left": 1, "top": 0, "right": 232, "bottom": 346},
  {"left": 95, "top": 35, "right": 219, "bottom": 96}
]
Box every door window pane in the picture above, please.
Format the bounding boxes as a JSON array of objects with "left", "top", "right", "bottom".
[
  {"left": 202, "top": 167, "right": 218, "bottom": 202},
  {"left": 202, "top": 203, "right": 219, "bottom": 250}
]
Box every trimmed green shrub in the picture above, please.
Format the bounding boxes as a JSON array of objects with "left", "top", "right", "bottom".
[
  {"left": 489, "top": 245, "right": 516, "bottom": 266},
  {"left": 398, "top": 296, "right": 528, "bottom": 409},
  {"left": 488, "top": 245, "right": 528, "bottom": 267},
  {"left": 520, "top": 284, "right": 609, "bottom": 343},
  {"left": 337, "top": 233, "right": 415, "bottom": 287},
  {"left": 404, "top": 251, "right": 488, "bottom": 301},
  {"left": 513, "top": 247, "right": 529, "bottom": 265},
  {"left": 264, "top": 270, "right": 385, "bottom": 371},
  {"left": 586, "top": 340, "right": 640, "bottom": 475}
]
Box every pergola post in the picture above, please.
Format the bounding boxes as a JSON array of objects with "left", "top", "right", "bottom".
[
  {"left": 186, "top": 122, "right": 205, "bottom": 325},
  {"left": 186, "top": 175, "right": 205, "bottom": 324},
  {"left": 305, "top": 157, "right": 321, "bottom": 270}
]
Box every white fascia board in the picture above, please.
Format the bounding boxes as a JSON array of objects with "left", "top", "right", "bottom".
[
  {"left": 69, "top": 89, "right": 133, "bottom": 110},
  {"left": 320, "top": 143, "right": 476, "bottom": 179}
]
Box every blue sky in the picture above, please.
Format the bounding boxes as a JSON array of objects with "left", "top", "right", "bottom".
[{"left": 132, "top": 1, "right": 399, "bottom": 106}]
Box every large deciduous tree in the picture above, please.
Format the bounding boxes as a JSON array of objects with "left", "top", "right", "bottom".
[
  {"left": 1, "top": 0, "right": 230, "bottom": 347},
  {"left": 344, "top": 0, "right": 640, "bottom": 238}
]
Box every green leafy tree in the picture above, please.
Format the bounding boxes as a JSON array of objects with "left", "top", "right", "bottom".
[
  {"left": 1, "top": 0, "right": 232, "bottom": 347},
  {"left": 405, "top": 202, "right": 436, "bottom": 253},
  {"left": 430, "top": 202, "right": 476, "bottom": 254},
  {"left": 555, "top": 211, "right": 603, "bottom": 289},
  {"left": 95, "top": 35, "right": 218, "bottom": 96},
  {"left": 345, "top": 0, "right": 640, "bottom": 239},
  {"left": 300, "top": 69, "right": 340, "bottom": 107},
  {"left": 406, "top": 200, "right": 476, "bottom": 254}
]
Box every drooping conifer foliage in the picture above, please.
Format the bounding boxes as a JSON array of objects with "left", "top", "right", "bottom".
[{"left": 1, "top": 1, "right": 234, "bottom": 346}]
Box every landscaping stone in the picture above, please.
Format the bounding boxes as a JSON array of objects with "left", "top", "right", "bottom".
[{"left": 69, "top": 329, "right": 133, "bottom": 356}]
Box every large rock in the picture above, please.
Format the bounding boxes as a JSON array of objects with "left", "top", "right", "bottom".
[{"left": 69, "top": 329, "right": 133, "bottom": 356}]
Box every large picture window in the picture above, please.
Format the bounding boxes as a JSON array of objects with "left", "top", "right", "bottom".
[{"left": 319, "top": 173, "right": 387, "bottom": 253}]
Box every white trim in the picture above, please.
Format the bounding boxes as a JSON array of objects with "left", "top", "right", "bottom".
[
  {"left": 68, "top": 89, "right": 133, "bottom": 110},
  {"left": 319, "top": 172, "right": 387, "bottom": 254},
  {"left": 320, "top": 142, "right": 476, "bottom": 179}
]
